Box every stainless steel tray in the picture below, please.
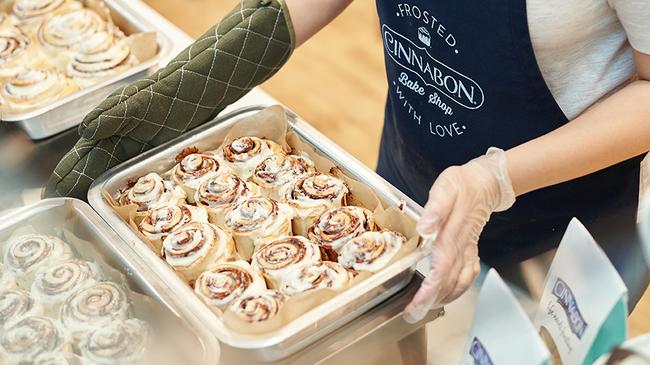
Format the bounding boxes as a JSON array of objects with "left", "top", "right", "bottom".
[
  {"left": 88, "top": 105, "right": 430, "bottom": 361},
  {"left": 1, "top": 0, "right": 173, "bottom": 140},
  {"left": 0, "top": 198, "right": 220, "bottom": 364}
]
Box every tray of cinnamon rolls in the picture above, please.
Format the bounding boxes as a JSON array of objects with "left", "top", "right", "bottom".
[
  {"left": 0, "top": 0, "right": 172, "bottom": 139},
  {"left": 87, "top": 105, "right": 429, "bottom": 361},
  {"left": 0, "top": 198, "right": 219, "bottom": 364}
]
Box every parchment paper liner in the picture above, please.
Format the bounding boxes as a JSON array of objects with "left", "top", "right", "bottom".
[{"left": 102, "top": 105, "right": 421, "bottom": 335}]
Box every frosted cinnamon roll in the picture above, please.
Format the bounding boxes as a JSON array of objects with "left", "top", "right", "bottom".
[
  {"left": 162, "top": 222, "right": 235, "bottom": 282},
  {"left": 0, "top": 316, "right": 69, "bottom": 364},
  {"left": 0, "top": 25, "right": 41, "bottom": 79},
  {"left": 37, "top": 8, "right": 107, "bottom": 53},
  {"left": 33, "top": 352, "right": 85, "bottom": 365},
  {"left": 228, "top": 289, "right": 285, "bottom": 324},
  {"left": 251, "top": 236, "right": 321, "bottom": 285},
  {"left": 67, "top": 31, "right": 136, "bottom": 88},
  {"left": 195, "top": 173, "right": 261, "bottom": 225},
  {"left": 12, "top": 0, "right": 82, "bottom": 32},
  {"left": 219, "top": 136, "right": 283, "bottom": 179},
  {"left": 338, "top": 230, "right": 406, "bottom": 273},
  {"left": 308, "top": 206, "right": 375, "bottom": 252},
  {"left": 117, "top": 173, "right": 186, "bottom": 212},
  {"left": 3, "top": 234, "right": 73, "bottom": 287},
  {"left": 0, "top": 289, "right": 43, "bottom": 328},
  {"left": 280, "top": 261, "right": 351, "bottom": 296},
  {"left": 171, "top": 152, "right": 230, "bottom": 203},
  {"left": 137, "top": 204, "right": 208, "bottom": 252},
  {"left": 194, "top": 261, "right": 266, "bottom": 311},
  {"left": 252, "top": 153, "right": 316, "bottom": 199},
  {"left": 79, "top": 318, "right": 152, "bottom": 365},
  {"left": 1, "top": 68, "right": 78, "bottom": 111},
  {"left": 283, "top": 173, "right": 349, "bottom": 236},
  {"left": 224, "top": 197, "right": 294, "bottom": 259},
  {"left": 60, "top": 282, "right": 131, "bottom": 339},
  {"left": 31, "top": 259, "right": 104, "bottom": 316}
]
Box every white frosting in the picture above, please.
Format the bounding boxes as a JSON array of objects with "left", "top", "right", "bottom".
[
  {"left": 309, "top": 206, "right": 373, "bottom": 251},
  {"left": 31, "top": 259, "right": 104, "bottom": 311},
  {"left": 195, "top": 174, "right": 261, "bottom": 212},
  {"left": 194, "top": 260, "right": 266, "bottom": 309},
  {"left": 79, "top": 318, "right": 151, "bottom": 365},
  {"left": 0, "top": 316, "right": 69, "bottom": 364},
  {"left": 60, "top": 281, "right": 130, "bottom": 336},
  {"left": 280, "top": 261, "right": 351, "bottom": 296},
  {"left": 338, "top": 230, "right": 406, "bottom": 273},
  {"left": 220, "top": 137, "right": 280, "bottom": 179},
  {"left": 3, "top": 234, "right": 74, "bottom": 287},
  {"left": 119, "top": 172, "right": 186, "bottom": 211},
  {"left": 1, "top": 69, "right": 75, "bottom": 110},
  {"left": 33, "top": 352, "right": 85, "bottom": 365},
  {"left": 162, "top": 222, "right": 233, "bottom": 269},
  {"left": 171, "top": 152, "right": 230, "bottom": 190},
  {"left": 284, "top": 173, "right": 348, "bottom": 218},
  {"left": 13, "top": 0, "right": 67, "bottom": 19},
  {"left": 38, "top": 8, "right": 105, "bottom": 50},
  {"left": 251, "top": 236, "right": 322, "bottom": 284},
  {"left": 0, "top": 25, "right": 31, "bottom": 78},
  {"left": 67, "top": 34, "right": 134, "bottom": 85},
  {"left": 228, "top": 289, "right": 285, "bottom": 323},
  {"left": 225, "top": 197, "right": 295, "bottom": 242},
  {"left": 138, "top": 204, "right": 207, "bottom": 242},
  {"left": 252, "top": 153, "right": 316, "bottom": 193},
  {"left": 0, "top": 263, "right": 16, "bottom": 290},
  {"left": 0, "top": 288, "right": 43, "bottom": 328}
]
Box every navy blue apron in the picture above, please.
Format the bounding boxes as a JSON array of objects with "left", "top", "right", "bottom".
[{"left": 374, "top": 0, "right": 646, "bottom": 301}]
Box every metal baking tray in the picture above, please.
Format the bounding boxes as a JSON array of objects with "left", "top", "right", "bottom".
[
  {"left": 0, "top": 0, "right": 173, "bottom": 140},
  {"left": 88, "top": 105, "right": 431, "bottom": 361},
  {"left": 0, "top": 198, "right": 220, "bottom": 364}
]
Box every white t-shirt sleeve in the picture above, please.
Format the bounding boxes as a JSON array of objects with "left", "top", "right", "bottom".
[{"left": 609, "top": 0, "right": 650, "bottom": 54}]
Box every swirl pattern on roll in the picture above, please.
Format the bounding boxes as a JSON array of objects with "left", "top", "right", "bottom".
[
  {"left": 195, "top": 173, "right": 259, "bottom": 210},
  {"left": 60, "top": 281, "right": 130, "bottom": 335},
  {"left": 280, "top": 261, "right": 351, "bottom": 296},
  {"left": 221, "top": 137, "right": 282, "bottom": 178},
  {"left": 138, "top": 204, "right": 206, "bottom": 242},
  {"left": 0, "top": 316, "right": 68, "bottom": 363},
  {"left": 229, "top": 290, "right": 285, "bottom": 323},
  {"left": 67, "top": 31, "right": 135, "bottom": 86},
  {"left": 0, "top": 25, "right": 32, "bottom": 78},
  {"left": 79, "top": 318, "right": 151, "bottom": 365},
  {"left": 251, "top": 236, "right": 321, "bottom": 283},
  {"left": 285, "top": 173, "right": 348, "bottom": 216},
  {"left": 3, "top": 234, "right": 73, "bottom": 282},
  {"left": 1, "top": 69, "right": 77, "bottom": 110},
  {"left": 31, "top": 259, "right": 103, "bottom": 308},
  {"left": 162, "top": 222, "right": 234, "bottom": 280},
  {"left": 12, "top": 0, "right": 70, "bottom": 20},
  {"left": 338, "top": 230, "right": 406, "bottom": 273},
  {"left": 252, "top": 153, "right": 316, "bottom": 192},
  {"left": 308, "top": 206, "right": 375, "bottom": 252},
  {"left": 0, "top": 289, "right": 42, "bottom": 327},
  {"left": 225, "top": 197, "right": 293, "bottom": 236},
  {"left": 171, "top": 153, "right": 228, "bottom": 190},
  {"left": 118, "top": 173, "right": 186, "bottom": 211},
  {"left": 194, "top": 261, "right": 266, "bottom": 309},
  {"left": 37, "top": 8, "right": 107, "bottom": 50}
]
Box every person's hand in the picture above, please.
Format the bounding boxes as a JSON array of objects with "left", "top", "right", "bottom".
[{"left": 403, "top": 148, "right": 516, "bottom": 323}]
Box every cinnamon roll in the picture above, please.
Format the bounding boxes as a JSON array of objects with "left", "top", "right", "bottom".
[
  {"left": 31, "top": 259, "right": 104, "bottom": 316},
  {"left": 283, "top": 173, "right": 349, "bottom": 236},
  {"left": 0, "top": 289, "right": 43, "bottom": 328},
  {"left": 195, "top": 173, "right": 261, "bottom": 225},
  {"left": 171, "top": 152, "right": 230, "bottom": 203},
  {"left": 0, "top": 316, "right": 69, "bottom": 364},
  {"left": 194, "top": 260, "right": 266, "bottom": 311},
  {"left": 1, "top": 68, "right": 78, "bottom": 111},
  {"left": 338, "top": 230, "right": 406, "bottom": 273},
  {"left": 308, "top": 206, "right": 375, "bottom": 252},
  {"left": 12, "top": 0, "right": 82, "bottom": 32},
  {"left": 0, "top": 25, "right": 42, "bottom": 79},
  {"left": 3, "top": 234, "right": 73, "bottom": 287},
  {"left": 224, "top": 197, "right": 294, "bottom": 259},
  {"left": 219, "top": 136, "right": 283, "bottom": 179},
  {"left": 137, "top": 204, "right": 208, "bottom": 252},
  {"left": 251, "top": 236, "right": 321, "bottom": 285},
  {"left": 79, "top": 318, "right": 152, "bottom": 365},
  {"left": 252, "top": 153, "right": 316, "bottom": 199},
  {"left": 0, "top": 263, "right": 16, "bottom": 290},
  {"left": 33, "top": 352, "right": 85, "bottom": 365},
  {"left": 37, "top": 8, "right": 107, "bottom": 53},
  {"left": 60, "top": 281, "right": 131, "bottom": 339},
  {"left": 280, "top": 261, "right": 351, "bottom": 296},
  {"left": 117, "top": 173, "right": 186, "bottom": 212},
  {"left": 228, "top": 289, "right": 285, "bottom": 324},
  {"left": 162, "top": 222, "right": 235, "bottom": 282}
]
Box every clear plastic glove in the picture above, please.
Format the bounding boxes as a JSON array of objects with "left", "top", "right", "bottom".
[{"left": 403, "top": 147, "right": 516, "bottom": 323}]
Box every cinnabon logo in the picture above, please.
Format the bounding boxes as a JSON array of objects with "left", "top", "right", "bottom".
[
  {"left": 382, "top": 24, "right": 485, "bottom": 110},
  {"left": 469, "top": 337, "right": 493, "bottom": 365},
  {"left": 552, "top": 278, "right": 588, "bottom": 339}
]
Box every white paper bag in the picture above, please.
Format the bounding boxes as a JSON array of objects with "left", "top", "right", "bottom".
[
  {"left": 534, "top": 218, "right": 628, "bottom": 365},
  {"left": 459, "top": 269, "right": 551, "bottom": 365}
]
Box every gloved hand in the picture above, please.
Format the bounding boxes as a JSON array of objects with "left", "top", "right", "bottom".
[{"left": 403, "top": 147, "right": 516, "bottom": 323}]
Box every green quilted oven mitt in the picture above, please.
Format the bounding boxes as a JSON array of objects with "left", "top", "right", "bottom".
[{"left": 44, "top": 0, "right": 294, "bottom": 199}]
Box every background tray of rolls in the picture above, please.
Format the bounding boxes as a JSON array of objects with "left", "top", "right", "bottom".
[
  {"left": 87, "top": 105, "right": 430, "bottom": 361},
  {"left": 0, "top": 198, "right": 220, "bottom": 364},
  {"left": 0, "top": 0, "right": 173, "bottom": 139}
]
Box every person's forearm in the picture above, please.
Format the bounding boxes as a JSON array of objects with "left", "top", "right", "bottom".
[
  {"left": 283, "top": 0, "right": 352, "bottom": 46},
  {"left": 506, "top": 79, "right": 650, "bottom": 196}
]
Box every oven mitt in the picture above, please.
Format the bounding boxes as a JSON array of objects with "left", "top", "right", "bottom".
[{"left": 43, "top": 0, "right": 294, "bottom": 199}]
